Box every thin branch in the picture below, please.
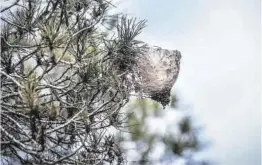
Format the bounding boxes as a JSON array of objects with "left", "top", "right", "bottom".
[{"left": 1, "top": 0, "right": 20, "bottom": 13}]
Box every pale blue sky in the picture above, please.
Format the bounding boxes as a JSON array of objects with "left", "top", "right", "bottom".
[{"left": 113, "top": 0, "right": 261, "bottom": 165}]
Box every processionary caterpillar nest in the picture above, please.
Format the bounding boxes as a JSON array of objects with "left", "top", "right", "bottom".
[{"left": 131, "top": 45, "right": 182, "bottom": 107}]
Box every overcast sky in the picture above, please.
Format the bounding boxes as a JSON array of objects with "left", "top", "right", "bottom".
[{"left": 113, "top": 0, "right": 261, "bottom": 165}]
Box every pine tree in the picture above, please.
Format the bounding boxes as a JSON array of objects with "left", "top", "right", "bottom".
[
  {"left": 1, "top": 0, "right": 146, "bottom": 164},
  {"left": 0, "top": 1, "right": 205, "bottom": 165}
]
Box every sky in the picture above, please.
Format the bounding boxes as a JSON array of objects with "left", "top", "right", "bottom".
[{"left": 113, "top": 0, "right": 261, "bottom": 165}]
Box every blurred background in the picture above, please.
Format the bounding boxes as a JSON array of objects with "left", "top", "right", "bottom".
[{"left": 111, "top": 0, "right": 261, "bottom": 165}]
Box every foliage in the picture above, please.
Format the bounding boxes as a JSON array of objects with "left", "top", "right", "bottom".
[
  {"left": 0, "top": 0, "right": 147, "bottom": 164},
  {"left": 0, "top": 1, "right": 203, "bottom": 165},
  {"left": 119, "top": 96, "right": 211, "bottom": 165}
]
